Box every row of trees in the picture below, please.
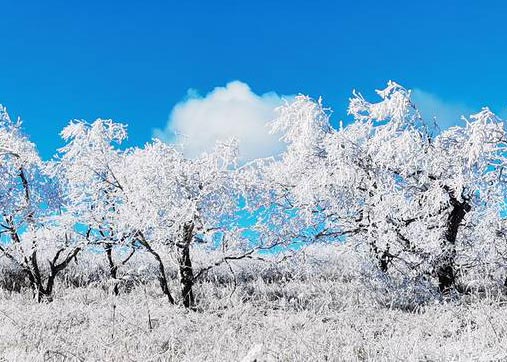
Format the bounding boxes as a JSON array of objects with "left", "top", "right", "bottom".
[{"left": 1, "top": 82, "right": 507, "bottom": 306}]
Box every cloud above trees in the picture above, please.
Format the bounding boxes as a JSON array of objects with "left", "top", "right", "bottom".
[{"left": 154, "top": 81, "right": 290, "bottom": 161}]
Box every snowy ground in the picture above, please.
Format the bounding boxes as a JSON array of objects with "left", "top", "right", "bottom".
[{"left": 0, "top": 246, "right": 506, "bottom": 361}]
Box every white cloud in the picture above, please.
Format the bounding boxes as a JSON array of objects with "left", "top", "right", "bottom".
[
  {"left": 154, "top": 81, "right": 289, "bottom": 160},
  {"left": 412, "top": 89, "right": 474, "bottom": 130}
]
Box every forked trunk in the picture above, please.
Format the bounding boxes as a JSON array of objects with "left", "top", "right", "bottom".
[
  {"left": 29, "top": 266, "right": 58, "bottom": 303},
  {"left": 27, "top": 247, "right": 81, "bottom": 303},
  {"left": 34, "top": 278, "right": 55, "bottom": 303}
]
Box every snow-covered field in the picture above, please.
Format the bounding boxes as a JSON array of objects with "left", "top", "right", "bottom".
[{"left": 1, "top": 246, "right": 506, "bottom": 361}]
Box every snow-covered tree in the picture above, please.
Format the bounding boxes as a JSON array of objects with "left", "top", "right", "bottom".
[
  {"left": 56, "top": 119, "right": 138, "bottom": 297},
  {"left": 0, "top": 106, "right": 81, "bottom": 301},
  {"left": 344, "top": 83, "right": 507, "bottom": 293},
  {"left": 117, "top": 139, "right": 241, "bottom": 308},
  {"left": 269, "top": 82, "right": 507, "bottom": 295}
]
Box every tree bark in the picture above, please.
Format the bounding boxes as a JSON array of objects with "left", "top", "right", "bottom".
[
  {"left": 138, "top": 234, "right": 175, "bottom": 304},
  {"left": 437, "top": 194, "right": 470, "bottom": 293},
  {"left": 151, "top": 248, "right": 175, "bottom": 304},
  {"left": 379, "top": 248, "right": 390, "bottom": 273},
  {"left": 178, "top": 222, "right": 195, "bottom": 309},
  {"left": 369, "top": 236, "right": 390, "bottom": 273},
  {"left": 27, "top": 247, "right": 81, "bottom": 302},
  {"left": 105, "top": 244, "right": 119, "bottom": 296}
]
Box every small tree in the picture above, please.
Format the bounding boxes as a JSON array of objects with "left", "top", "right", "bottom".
[
  {"left": 0, "top": 106, "right": 82, "bottom": 302},
  {"left": 118, "top": 139, "right": 240, "bottom": 308},
  {"left": 57, "top": 119, "right": 140, "bottom": 297}
]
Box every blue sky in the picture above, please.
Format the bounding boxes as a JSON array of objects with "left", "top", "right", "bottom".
[{"left": 1, "top": 0, "right": 507, "bottom": 159}]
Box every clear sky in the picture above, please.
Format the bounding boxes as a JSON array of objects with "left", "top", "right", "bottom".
[{"left": 2, "top": 0, "right": 507, "bottom": 159}]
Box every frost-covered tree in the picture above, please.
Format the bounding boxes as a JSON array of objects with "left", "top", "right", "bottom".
[
  {"left": 0, "top": 106, "right": 81, "bottom": 301},
  {"left": 344, "top": 83, "right": 507, "bottom": 293},
  {"left": 56, "top": 119, "right": 138, "bottom": 297},
  {"left": 269, "top": 82, "right": 507, "bottom": 295},
  {"left": 117, "top": 139, "right": 241, "bottom": 308}
]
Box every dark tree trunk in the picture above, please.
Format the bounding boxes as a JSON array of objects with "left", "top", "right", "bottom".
[
  {"left": 105, "top": 244, "right": 119, "bottom": 296},
  {"left": 178, "top": 222, "right": 195, "bottom": 309},
  {"left": 36, "top": 271, "right": 56, "bottom": 302},
  {"left": 26, "top": 247, "right": 81, "bottom": 303},
  {"left": 29, "top": 251, "right": 51, "bottom": 302},
  {"left": 151, "top": 248, "right": 175, "bottom": 304},
  {"left": 29, "top": 265, "right": 59, "bottom": 302},
  {"left": 369, "top": 237, "right": 390, "bottom": 273},
  {"left": 437, "top": 195, "right": 470, "bottom": 293},
  {"left": 44, "top": 271, "right": 57, "bottom": 301},
  {"left": 138, "top": 234, "right": 175, "bottom": 304},
  {"left": 379, "top": 248, "right": 390, "bottom": 273},
  {"left": 178, "top": 245, "right": 195, "bottom": 308}
]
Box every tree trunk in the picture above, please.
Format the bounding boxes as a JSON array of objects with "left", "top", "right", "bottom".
[
  {"left": 369, "top": 237, "right": 390, "bottom": 273},
  {"left": 29, "top": 251, "right": 52, "bottom": 302},
  {"left": 30, "top": 271, "right": 55, "bottom": 303},
  {"left": 178, "top": 222, "right": 195, "bottom": 309},
  {"left": 151, "top": 249, "right": 175, "bottom": 304},
  {"left": 105, "top": 244, "right": 119, "bottom": 296},
  {"left": 27, "top": 247, "right": 81, "bottom": 303},
  {"left": 178, "top": 245, "right": 195, "bottom": 309},
  {"left": 379, "top": 248, "right": 390, "bottom": 273},
  {"left": 38, "top": 273, "right": 56, "bottom": 303},
  {"left": 138, "top": 235, "right": 175, "bottom": 304},
  {"left": 437, "top": 195, "right": 470, "bottom": 293}
]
